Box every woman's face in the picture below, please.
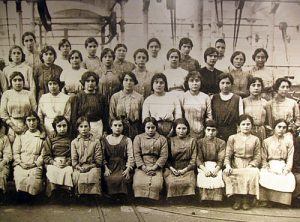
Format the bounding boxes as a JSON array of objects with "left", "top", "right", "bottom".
[
  {"left": 23, "top": 35, "right": 35, "bottom": 52},
  {"left": 240, "top": 118, "right": 252, "bottom": 134},
  {"left": 11, "top": 75, "right": 24, "bottom": 91},
  {"left": 43, "top": 50, "right": 55, "bottom": 65},
  {"left": 153, "top": 78, "right": 166, "bottom": 94},
  {"left": 78, "top": 120, "right": 90, "bottom": 137},
  {"left": 60, "top": 42, "right": 71, "bottom": 57},
  {"left": 84, "top": 76, "right": 97, "bottom": 92},
  {"left": 56, "top": 120, "right": 68, "bottom": 136},
  {"left": 11, "top": 48, "right": 22, "bottom": 64},
  {"left": 86, "top": 42, "right": 98, "bottom": 57},
  {"left": 145, "top": 122, "right": 156, "bottom": 137},
  {"left": 70, "top": 52, "right": 81, "bottom": 69},
  {"left": 26, "top": 115, "right": 38, "bottom": 132},
  {"left": 205, "top": 126, "right": 217, "bottom": 140},
  {"left": 277, "top": 81, "right": 290, "bottom": 98},
  {"left": 102, "top": 52, "right": 114, "bottom": 67},
  {"left": 148, "top": 42, "right": 160, "bottom": 58},
  {"left": 232, "top": 54, "right": 245, "bottom": 69},
  {"left": 188, "top": 76, "right": 201, "bottom": 93},
  {"left": 135, "top": 52, "right": 147, "bottom": 68},
  {"left": 123, "top": 74, "right": 135, "bottom": 91},
  {"left": 180, "top": 43, "right": 192, "bottom": 56},
  {"left": 176, "top": 123, "right": 188, "bottom": 138},
  {"left": 249, "top": 80, "right": 262, "bottom": 96},
  {"left": 274, "top": 121, "right": 287, "bottom": 137},
  {"left": 219, "top": 77, "right": 232, "bottom": 94},
  {"left": 206, "top": 52, "right": 218, "bottom": 66},
  {"left": 115, "top": 47, "right": 127, "bottom": 60},
  {"left": 169, "top": 52, "right": 180, "bottom": 68},
  {"left": 255, "top": 51, "right": 267, "bottom": 68},
  {"left": 48, "top": 81, "right": 60, "bottom": 95},
  {"left": 111, "top": 120, "right": 123, "bottom": 135}
]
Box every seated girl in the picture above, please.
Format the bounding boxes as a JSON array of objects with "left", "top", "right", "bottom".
[
  {"left": 71, "top": 116, "right": 102, "bottom": 195},
  {"left": 43, "top": 116, "right": 73, "bottom": 197},
  {"left": 133, "top": 117, "right": 168, "bottom": 200},
  {"left": 0, "top": 119, "right": 12, "bottom": 196},
  {"left": 223, "top": 114, "right": 261, "bottom": 210},
  {"left": 102, "top": 117, "right": 134, "bottom": 196},
  {"left": 13, "top": 111, "right": 45, "bottom": 196},
  {"left": 197, "top": 119, "right": 225, "bottom": 202},
  {"left": 259, "top": 119, "right": 296, "bottom": 206},
  {"left": 164, "top": 118, "right": 196, "bottom": 198}
]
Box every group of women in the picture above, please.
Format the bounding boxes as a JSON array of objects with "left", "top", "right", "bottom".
[{"left": 0, "top": 32, "right": 300, "bottom": 211}]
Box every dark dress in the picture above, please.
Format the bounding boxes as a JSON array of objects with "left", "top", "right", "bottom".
[
  {"left": 34, "top": 63, "right": 63, "bottom": 101},
  {"left": 199, "top": 67, "right": 222, "bottom": 95},
  {"left": 212, "top": 94, "right": 240, "bottom": 141},
  {"left": 102, "top": 136, "right": 134, "bottom": 195}
]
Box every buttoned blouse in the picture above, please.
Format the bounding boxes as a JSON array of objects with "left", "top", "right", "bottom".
[
  {"left": 110, "top": 90, "right": 144, "bottom": 122},
  {"left": 133, "top": 132, "right": 168, "bottom": 169},
  {"left": 243, "top": 97, "right": 269, "bottom": 126},
  {"left": 262, "top": 135, "right": 294, "bottom": 171},
  {"left": 13, "top": 130, "right": 44, "bottom": 167}
]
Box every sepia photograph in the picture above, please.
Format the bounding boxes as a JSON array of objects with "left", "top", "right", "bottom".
[{"left": 0, "top": 0, "right": 300, "bottom": 221}]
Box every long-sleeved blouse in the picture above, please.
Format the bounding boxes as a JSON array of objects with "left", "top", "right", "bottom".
[
  {"left": 0, "top": 89, "right": 37, "bottom": 122},
  {"left": 43, "top": 134, "right": 71, "bottom": 165},
  {"left": 71, "top": 134, "right": 102, "bottom": 168},
  {"left": 133, "top": 132, "right": 168, "bottom": 169},
  {"left": 82, "top": 56, "right": 101, "bottom": 73},
  {"left": 224, "top": 133, "right": 261, "bottom": 168},
  {"left": 181, "top": 91, "right": 212, "bottom": 137},
  {"left": 262, "top": 135, "right": 294, "bottom": 171},
  {"left": 110, "top": 90, "right": 144, "bottom": 123},
  {"left": 197, "top": 137, "right": 225, "bottom": 168},
  {"left": 12, "top": 130, "right": 44, "bottom": 167},
  {"left": 0, "top": 135, "right": 12, "bottom": 165},
  {"left": 142, "top": 93, "right": 182, "bottom": 122},
  {"left": 167, "top": 136, "right": 196, "bottom": 171},
  {"left": 179, "top": 54, "right": 200, "bottom": 72}
]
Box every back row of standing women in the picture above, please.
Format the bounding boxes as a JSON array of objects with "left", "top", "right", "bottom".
[{"left": 0, "top": 32, "right": 299, "bottom": 210}]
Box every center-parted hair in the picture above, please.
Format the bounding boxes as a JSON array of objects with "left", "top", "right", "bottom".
[
  {"left": 252, "top": 48, "right": 269, "bottom": 61},
  {"left": 147, "top": 38, "right": 161, "bottom": 49},
  {"left": 166, "top": 48, "right": 181, "bottom": 61},
  {"left": 150, "top": 73, "right": 168, "bottom": 92},
  {"left": 114, "top": 43, "right": 128, "bottom": 53},
  {"left": 230, "top": 51, "right": 246, "bottom": 65},
  {"left": 22, "top": 32, "right": 36, "bottom": 45},
  {"left": 172, "top": 118, "right": 190, "bottom": 136},
  {"left": 9, "top": 45, "right": 26, "bottom": 63},
  {"left": 68, "top": 49, "right": 83, "bottom": 63},
  {"left": 40, "top": 45, "right": 57, "bottom": 63},
  {"left": 183, "top": 71, "right": 202, "bottom": 91},
  {"left": 238, "top": 114, "right": 254, "bottom": 126},
  {"left": 143, "top": 117, "right": 158, "bottom": 129},
  {"left": 217, "top": 73, "right": 234, "bottom": 86},
  {"left": 133, "top": 48, "right": 149, "bottom": 62},
  {"left": 247, "top": 76, "right": 264, "bottom": 90},
  {"left": 9, "top": 71, "right": 25, "bottom": 87}
]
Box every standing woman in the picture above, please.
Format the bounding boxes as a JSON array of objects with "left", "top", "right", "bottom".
[
  {"left": 38, "top": 76, "right": 71, "bottom": 135},
  {"left": 133, "top": 117, "right": 168, "bottom": 200},
  {"left": 142, "top": 73, "right": 182, "bottom": 137},
  {"left": 268, "top": 78, "right": 300, "bottom": 130},
  {"left": 1, "top": 72, "right": 37, "bottom": 143},
  {"left": 223, "top": 114, "right": 261, "bottom": 210},
  {"left": 249, "top": 48, "right": 276, "bottom": 100},
  {"left": 113, "top": 43, "right": 135, "bottom": 78},
  {"left": 98, "top": 48, "right": 121, "bottom": 106},
  {"left": 3, "top": 45, "right": 36, "bottom": 96},
  {"left": 55, "top": 38, "right": 72, "bottom": 69},
  {"left": 199, "top": 47, "right": 222, "bottom": 95},
  {"left": 211, "top": 73, "right": 243, "bottom": 141},
  {"left": 72, "top": 71, "right": 108, "bottom": 139},
  {"left": 132, "top": 48, "right": 153, "bottom": 99},
  {"left": 34, "top": 45, "right": 63, "bottom": 101},
  {"left": 164, "top": 118, "right": 196, "bottom": 198},
  {"left": 163, "top": 48, "right": 188, "bottom": 94},
  {"left": 13, "top": 111, "right": 44, "bottom": 196},
  {"left": 147, "top": 38, "right": 165, "bottom": 73},
  {"left": 110, "top": 72, "right": 144, "bottom": 139},
  {"left": 22, "top": 32, "right": 41, "bottom": 72},
  {"left": 259, "top": 119, "right": 295, "bottom": 206},
  {"left": 60, "top": 50, "right": 87, "bottom": 96},
  {"left": 181, "top": 71, "right": 212, "bottom": 139},
  {"left": 243, "top": 77, "right": 271, "bottom": 142},
  {"left": 228, "top": 51, "right": 251, "bottom": 98}
]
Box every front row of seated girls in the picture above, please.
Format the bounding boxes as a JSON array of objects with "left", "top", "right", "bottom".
[{"left": 0, "top": 112, "right": 299, "bottom": 211}]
